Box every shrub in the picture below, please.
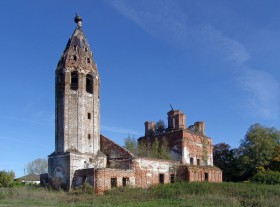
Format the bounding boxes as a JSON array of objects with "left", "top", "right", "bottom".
[
  {"left": 71, "top": 182, "right": 94, "bottom": 195},
  {"left": 49, "top": 177, "right": 66, "bottom": 190},
  {"left": 11, "top": 179, "right": 24, "bottom": 187},
  {"left": 0, "top": 170, "right": 15, "bottom": 187},
  {"left": 252, "top": 170, "right": 280, "bottom": 184}
]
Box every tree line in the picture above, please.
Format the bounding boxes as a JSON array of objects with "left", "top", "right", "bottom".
[
  {"left": 213, "top": 123, "right": 280, "bottom": 183},
  {"left": 124, "top": 122, "right": 280, "bottom": 184}
]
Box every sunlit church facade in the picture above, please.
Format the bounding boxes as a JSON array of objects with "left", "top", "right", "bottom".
[{"left": 40, "top": 16, "right": 222, "bottom": 193}]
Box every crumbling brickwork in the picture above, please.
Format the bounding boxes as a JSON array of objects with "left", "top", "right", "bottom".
[
  {"left": 182, "top": 131, "right": 213, "bottom": 166},
  {"left": 187, "top": 166, "right": 222, "bottom": 182},
  {"left": 138, "top": 109, "right": 222, "bottom": 183},
  {"left": 48, "top": 16, "right": 104, "bottom": 190},
  {"left": 95, "top": 169, "right": 135, "bottom": 194},
  {"left": 100, "top": 135, "right": 135, "bottom": 169},
  {"left": 132, "top": 158, "right": 180, "bottom": 188},
  {"left": 55, "top": 19, "right": 100, "bottom": 155},
  {"left": 44, "top": 16, "right": 222, "bottom": 192}
]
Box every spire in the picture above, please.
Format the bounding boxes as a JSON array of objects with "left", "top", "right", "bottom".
[{"left": 57, "top": 15, "right": 98, "bottom": 75}]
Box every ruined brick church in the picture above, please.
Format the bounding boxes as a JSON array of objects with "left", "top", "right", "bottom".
[{"left": 42, "top": 16, "right": 222, "bottom": 193}]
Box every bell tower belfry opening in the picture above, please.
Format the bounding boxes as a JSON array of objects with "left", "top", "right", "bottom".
[{"left": 49, "top": 15, "right": 106, "bottom": 190}]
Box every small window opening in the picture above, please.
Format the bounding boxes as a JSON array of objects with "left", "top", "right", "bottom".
[
  {"left": 71, "top": 71, "right": 78, "bottom": 90},
  {"left": 88, "top": 134, "right": 91, "bottom": 139},
  {"left": 159, "top": 174, "right": 164, "bottom": 184},
  {"left": 73, "top": 55, "right": 77, "bottom": 61},
  {"left": 197, "top": 159, "right": 200, "bottom": 166},
  {"left": 190, "top": 157, "right": 194, "bottom": 165},
  {"left": 86, "top": 74, "right": 93, "bottom": 94},
  {"left": 85, "top": 47, "right": 88, "bottom": 52},
  {"left": 205, "top": 173, "right": 209, "bottom": 181},
  {"left": 170, "top": 174, "right": 175, "bottom": 183},
  {"left": 88, "top": 113, "right": 91, "bottom": 119},
  {"left": 73, "top": 45, "right": 77, "bottom": 50},
  {"left": 111, "top": 177, "right": 117, "bottom": 188},
  {"left": 122, "top": 177, "right": 129, "bottom": 187},
  {"left": 87, "top": 58, "right": 90, "bottom": 63}
]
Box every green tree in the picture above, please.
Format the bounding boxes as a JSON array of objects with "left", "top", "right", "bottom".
[
  {"left": 238, "top": 123, "right": 280, "bottom": 179},
  {"left": 137, "top": 139, "right": 152, "bottom": 157},
  {"left": 26, "top": 158, "right": 48, "bottom": 175},
  {"left": 252, "top": 170, "right": 280, "bottom": 184},
  {"left": 159, "top": 137, "right": 171, "bottom": 159},
  {"left": 0, "top": 170, "right": 15, "bottom": 187},
  {"left": 123, "top": 134, "right": 138, "bottom": 155},
  {"left": 152, "top": 138, "right": 160, "bottom": 158},
  {"left": 213, "top": 143, "right": 241, "bottom": 181},
  {"left": 155, "top": 120, "right": 166, "bottom": 135},
  {"left": 270, "top": 145, "right": 280, "bottom": 171}
]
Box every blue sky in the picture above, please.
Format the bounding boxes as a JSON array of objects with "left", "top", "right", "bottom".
[{"left": 0, "top": 0, "right": 279, "bottom": 177}]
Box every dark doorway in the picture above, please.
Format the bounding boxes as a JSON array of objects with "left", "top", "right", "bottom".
[
  {"left": 159, "top": 174, "right": 164, "bottom": 184},
  {"left": 205, "top": 173, "right": 209, "bottom": 181},
  {"left": 170, "top": 174, "right": 175, "bottom": 183},
  {"left": 111, "top": 177, "right": 117, "bottom": 188},
  {"left": 122, "top": 177, "right": 129, "bottom": 187}
]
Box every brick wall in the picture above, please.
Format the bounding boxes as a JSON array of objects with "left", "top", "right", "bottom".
[
  {"left": 100, "top": 135, "right": 134, "bottom": 169},
  {"left": 182, "top": 130, "right": 213, "bottom": 166},
  {"left": 132, "top": 158, "right": 180, "bottom": 188},
  {"left": 187, "top": 166, "right": 222, "bottom": 182},
  {"left": 95, "top": 168, "right": 135, "bottom": 194}
]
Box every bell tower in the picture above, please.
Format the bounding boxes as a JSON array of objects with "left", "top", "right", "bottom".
[
  {"left": 55, "top": 15, "right": 100, "bottom": 155},
  {"left": 49, "top": 15, "right": 106, "bottom": 190}
]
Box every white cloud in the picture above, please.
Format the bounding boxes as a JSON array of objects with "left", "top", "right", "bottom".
[
  {"left": 101, "top": 125, "right": 139, "bottom": 135},
  {"left": 194, "top": 24, "right": 250, "bottom": 65},
  {"left": 109, "top": 0, "right": 279, "bottom": 120},
  {"left": 239, "top": 69, "right": 279, "bottom": 120},
  {"left": 110, "top": 1, "right": 250, "bottom": 64}
]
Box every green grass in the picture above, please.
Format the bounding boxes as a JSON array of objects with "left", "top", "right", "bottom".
[{"left": 0, "top": 182, "right": 279, "bottom": 207}]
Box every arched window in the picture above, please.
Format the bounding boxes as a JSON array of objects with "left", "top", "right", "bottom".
[
  {"left": 73, "top": 55, "right": 77, "bottom": 61},
  {"left": 71, "top": 71, "right": 78, "bottom": 90},
  {"left": 86, "top": 74, "right": 93, "bottom": 94}
]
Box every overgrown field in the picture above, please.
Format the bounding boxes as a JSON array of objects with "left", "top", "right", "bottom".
[{"left": 0, "top": 182, "right": 279, "bottom": 207}]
